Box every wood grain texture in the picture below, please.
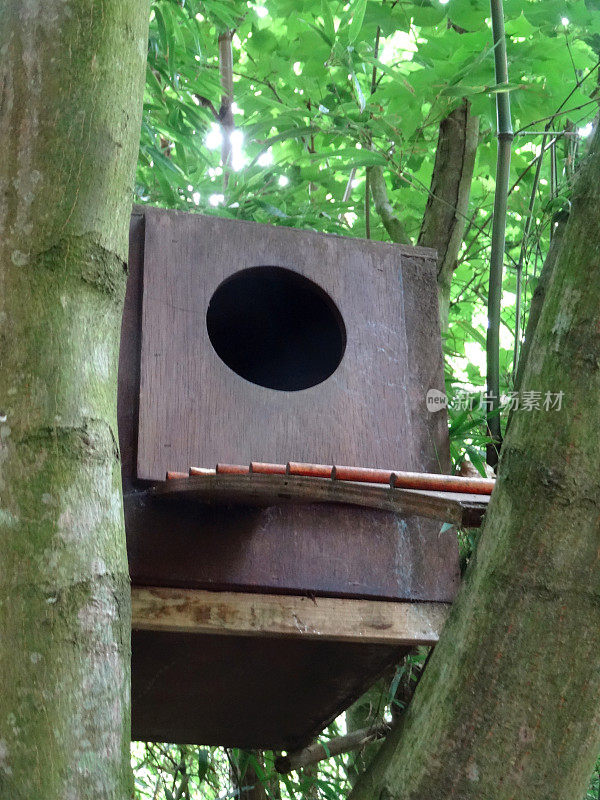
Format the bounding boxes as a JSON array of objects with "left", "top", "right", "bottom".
[
  {"left": 124, "top": 489, "right": 460, "bottom": 601},
  {"left": 130, "top": 585, "right": 445, "bottom": 745},
  {"left": 131, "top": 586, "right": 450, "bottom": 645},
  {"left": 118, "top": 211, "right": 145, "bottom": 491},
  {"left": 155, "top": 473, "right": 489, "bottom": 527},
  {"left": 137, "top": 208, "right": 444, "bottom": 481}
]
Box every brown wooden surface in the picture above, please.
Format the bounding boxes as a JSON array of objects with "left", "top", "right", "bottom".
[
  {"left": 119, "top": 207, "right": 460, "bottom": 603},
  {"left": 154, "top": 472, "right": 489, "bottom": 527},
  {"left": 131, "top": 587, "right": 450, "bottom": 645},
  {"left": 131, "top": 628, "right": 408, "bottom": 749},
  {"left": 137, "top": 208, "right": 447, "bottom": 482},
  {"left": 119, "top": 210, "right": 145, "bottom": 492},
  {"left": 124, "top": 490, "right": 459, "bottom": 601}
]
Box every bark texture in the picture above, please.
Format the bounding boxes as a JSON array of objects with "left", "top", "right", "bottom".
[
  {"left": 418, "top": 100, "right": 479, "bottom": 329},
  {"left": 349, "top": 128, "right": 600, "bottom": 798},
  {"left": 345, "top": 679, "right": 389, "bottom": 784},
  {"left": 514, "top": 214, "right": 567, "bottom": 391},
  {"left": 0, "top": 1, "right": 148, "bottom": 797}
]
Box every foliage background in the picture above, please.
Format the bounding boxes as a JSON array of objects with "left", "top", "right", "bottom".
[{"left": 132, "top": 0, "right": 600, "bottom": 796}]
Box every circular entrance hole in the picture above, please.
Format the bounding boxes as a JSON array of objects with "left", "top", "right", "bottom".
[{"left": 206, "top": 266, "right": 346, "bottom": 391}]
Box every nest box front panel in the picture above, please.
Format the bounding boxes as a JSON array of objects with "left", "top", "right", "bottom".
[{"left": 137, "top": 209, "right": 446, "bottom": 481}]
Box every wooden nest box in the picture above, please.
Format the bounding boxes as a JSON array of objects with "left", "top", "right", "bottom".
[{"left": 119, "top": 206, "right": 462, "bottom": 750}]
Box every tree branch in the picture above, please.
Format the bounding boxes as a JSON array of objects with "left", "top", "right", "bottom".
[
  {"left": 366, "top": 165, "right": 410, "bottom": 244},
  {"left": 275, "top": 723, "right": 391, "bottom": 774}
]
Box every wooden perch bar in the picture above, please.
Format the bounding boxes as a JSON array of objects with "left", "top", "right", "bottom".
[
  {"left": 156, "top": 472, "right": 490, "bottom": 527},
  {"left": 275, "top": 722, "right": 391, "bottom": 774},
  {"left": 206, "top": 461, "right": 496, "bottom": 495}
]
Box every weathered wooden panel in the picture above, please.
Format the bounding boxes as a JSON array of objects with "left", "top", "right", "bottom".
[
  {"left": 124, "top": 490, "right": 458, "bottom": 601},
  {"left": 119, "top": 210, "right": 145, "bottom": 491},
  {"left": 152, "top": 472, "right": 490, "bottom": 527},
  {"left": 137, "top": 208, "right": 445, "bottom": 481},
  {"left": 131, "top": 587, "right": 451, "bottom": 645},
  {"left": 131, "top": 629, "right": 408, "bottom": 749}
]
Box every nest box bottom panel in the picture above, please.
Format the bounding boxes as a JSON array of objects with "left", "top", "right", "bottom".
[{"left": 132, "top": 631, "right": 407, "bottom": 749}]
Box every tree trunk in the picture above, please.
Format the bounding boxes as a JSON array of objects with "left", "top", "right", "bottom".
[
  {"left": 418, "top": 100, "right": 479, "bottom": 330},
  {"left": 513, "top": 213, "right": 568, "bottom": 391},
  {"left": 345, "top": 678, "right": 389, "bottom": 784},
  {"left": 349, "top": 127, "right": 600, "bottom": 798},
  {"left": 0, "top": 2, "right": 148, "bottom": 797}
]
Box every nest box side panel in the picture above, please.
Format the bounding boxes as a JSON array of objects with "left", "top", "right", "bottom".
[
  {"left": 118, "top": 210, "right": 145, "bottom": 492},
  {"left": 400, "top": 252, "right": 451, "bottom": 475},
  {"left": 125, "top": 492, "right": 459, "bottom": 600}
]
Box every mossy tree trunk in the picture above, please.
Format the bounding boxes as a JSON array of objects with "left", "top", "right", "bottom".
[
  {"left": 345, "top": 678, "right": 389, "bottom": 784},
  {"left": 0, "top": 2, "right": 148, "bottom": 797},
  {"left": 350, "top": 128, "right": 600, "bottom": 799}
]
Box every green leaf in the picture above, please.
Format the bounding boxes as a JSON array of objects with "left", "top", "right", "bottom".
[
  {"left": 197, "top": 748, "right": 209, "bottom": 783},
  {"left": 351, "top": 70, "right": 366, "bottom": 112},
  {"left": 347, "top": 0, "right": 367, "bottom": 43},
  {"left": 261, "top": 125, "right": 321, "bottom": 147},
  {"left": 321, "top": 0, "right": 336, "bottom": 42},
  {"left": 505, "top": 12, "right": 537, "bottom": 37},
  {"left": 154, "top": 6, "right": 169, "bottom": 61},
  {"left": 407, "top": 2, "right": 447, "bottom": 27},
  {"left": 449, "top": 0, "right": 488, "bottom": 31},
  {"left": 309, "top": 147, "right": 387, "bottom": 166}
]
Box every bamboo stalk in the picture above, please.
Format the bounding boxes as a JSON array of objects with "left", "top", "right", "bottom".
[
  {"left": 513, "top": 132, "right": 548, "bottom": 375},
  {"left": 209, "top": 461, "right": 495, "bottom": 494},
  {"left": 486, "top": 0, "right": 514, "bottom": 468}
]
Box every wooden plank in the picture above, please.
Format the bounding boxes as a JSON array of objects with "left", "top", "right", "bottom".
[
  {"left": 137, "top": 208, "right": 443, "bottom": 482},
  {"left": 131, "top": 586, "right": 450, "bottom": 645},
  {"left": 125, "top": 491, "right": 461, "bottom": 602},
  {"left": 118, "top": 211, "right": 145, "bottom": 491},
  {"left": 132, "top": 631, "right": 408, "bottom": 748},
  {"left": 154, "top": 472, "right": 489, "bottom": 527}
]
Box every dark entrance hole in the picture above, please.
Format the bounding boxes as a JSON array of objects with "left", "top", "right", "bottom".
[{"left": 206, "top": 266, "right": 346, "bottom": 391}]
